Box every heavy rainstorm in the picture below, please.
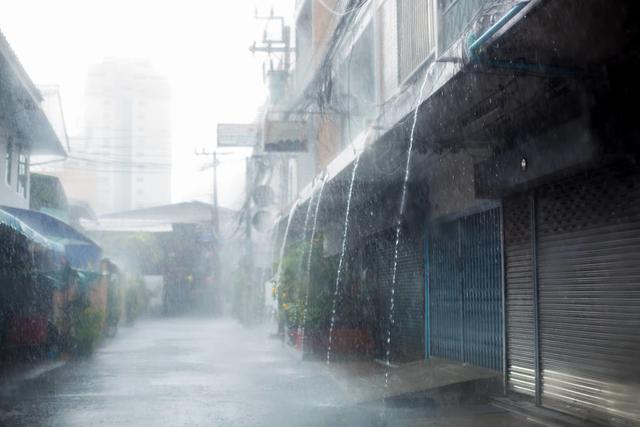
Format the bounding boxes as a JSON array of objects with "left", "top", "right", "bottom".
[{"left": 0, "top": 1, "right": 639, "bottom": 426}]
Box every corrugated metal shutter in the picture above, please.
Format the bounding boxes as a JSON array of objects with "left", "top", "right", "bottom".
[
  {"left": 428, "top": 208, "right": 503, "bottom": 371},
  {"left": 460, "top": 208, "right": 503, "bottom": 371},
  {"left": 368, "top": 232, "right": 423, "bottom": 361},
  {"left": 394, "top": 238, "right": 424, "bottom": 359},
  {"left": 504, "top": 195, "right": 536, "bottom": 396},
  {"left": 429, "top": 220, "right": 462, "bottom": 361},
  {"left": 536, "top": 165, "right": 640, "bottom": 423},
  {"left": 366, "top": 234, "right": 394, "bottom": 360}
]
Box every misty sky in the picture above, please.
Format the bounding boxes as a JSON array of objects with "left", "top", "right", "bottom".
[{"left": 0, "top": 0, "right": 293, "bottom": 208}]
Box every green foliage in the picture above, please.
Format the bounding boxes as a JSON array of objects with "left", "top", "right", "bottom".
[
  {"left": 275, "top": 235, "right": 337, "bottom": 331},
  {"left": 70, "top": 304, "right": 104, "bottom": 355}
]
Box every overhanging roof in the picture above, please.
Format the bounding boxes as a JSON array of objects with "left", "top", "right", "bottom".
[
  {"left": 0, "top": 31, "right": 66, "bottom": 157},
  {"left": 100, "top": 201, "right": 235, "bottom": 223}
]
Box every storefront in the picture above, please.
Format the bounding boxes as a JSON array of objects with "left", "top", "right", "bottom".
[
  {"left": 426, "top": 207, "right": 503, "bottom": 372},
  {"left": 504, "top": 162, "right": 640, "bottom": 423},
  {"left": 362, "top": 231, "right": 424, "bottom": 362}
]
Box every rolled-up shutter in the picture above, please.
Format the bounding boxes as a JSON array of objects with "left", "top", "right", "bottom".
[
  {"left": 504, "top": 196, "right": 536, "bottom": 396},
  {"left": 536, "top": 165, "right": 640, "bottom": 423}
]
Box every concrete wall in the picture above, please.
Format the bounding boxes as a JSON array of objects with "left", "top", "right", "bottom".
[
  {"left": 316, "top": 115, "right": 342, "bottom": 171},
  {"left": 426, "top": 150, "right": 485, "bottom": 220}
]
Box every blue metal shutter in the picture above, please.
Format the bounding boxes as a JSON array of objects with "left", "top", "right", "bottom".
[
  {"left": 460, "top": 208, "right": 503, "bottom": 371},
  {"left": 428, "top": 208, "right": 503, "bottom": 371},
  {"left": 428, "top": 220, "right": 462, "bottom": 361}
]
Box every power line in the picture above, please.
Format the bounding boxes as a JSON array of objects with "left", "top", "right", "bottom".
[
  {"left": 57, "top": 166, "right": 170, "bottom": 174},
  {"left": 316, "top": 0, "right": 369, "bottom": 17},
  {"left": 67, "top": 155, "right": 171, "bottom": 168}
]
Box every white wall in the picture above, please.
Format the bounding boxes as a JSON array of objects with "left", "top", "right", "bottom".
[{"left": 0, "top": 127, "right": 30, "bottom": 209}]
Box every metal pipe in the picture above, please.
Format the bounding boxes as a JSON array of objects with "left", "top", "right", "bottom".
[
  {"left": 467, "top": 1, "right": 577, "bottom": 77},
  {"left": 530, "top": 192, "right": 541, "bottom": 405},
  {"left": 467, "top": 2, "right": 529, "bottom": 62},
  {"left": 424, "top": 236, "right": 430, "bottom": 359},
  {"left": 458, "top": 219, "right": 464, "bottom": 362},
  {"left": 499, "top": 202, "right": 508, "bottom": 394}
]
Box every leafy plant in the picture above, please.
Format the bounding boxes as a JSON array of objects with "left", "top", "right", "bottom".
[
  {"left": 70, "top": 305, "right": 104, "bottom": 355},
  {"left": 275, "top": 235, "right": 337, "bottom": 331}
]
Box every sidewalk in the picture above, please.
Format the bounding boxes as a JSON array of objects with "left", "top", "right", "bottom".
[
  {"left": 318, "top": 357, "right": 546, "bottom": 426},
  {"left": 0, "top": 359, "right": 67, "bottom": 398},
  {"left": 324, "top": 357, "right": 500, "bottom": 404}
]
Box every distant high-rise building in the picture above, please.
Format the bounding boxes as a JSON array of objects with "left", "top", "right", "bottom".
[{"left": 79, "top": 59, "right": 172, "bottom": 214}]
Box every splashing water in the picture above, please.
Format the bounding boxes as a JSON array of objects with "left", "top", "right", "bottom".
[
  {"left": 300, "top": 175, "right": 328, "bottom": 354},
  {"left": 327, "top": 152, "right": 362, "bottom": 364},
  {"left": 276, "top": 200, "right": 299, "bottom": 292},
  {"left": 384, "top": 70, "right": 431, "bottom": 394},
  {"left": 300, "top": 185, "right": 318, "bottom": 269},
  {"left": 294, "top": 183, "right": 317, "bottom": 349}
]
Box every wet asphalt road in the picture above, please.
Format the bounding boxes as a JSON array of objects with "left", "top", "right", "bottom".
[
  {"left": 0, "top": 318, "right": 535, "bottom": 427},
  {"left": 0, "top": 317, "right": 384, "bottom": 427}
]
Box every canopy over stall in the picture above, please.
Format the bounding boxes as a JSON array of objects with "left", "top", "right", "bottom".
[{"left": 0, "top": 207, "right": 102, "bottom": 270}]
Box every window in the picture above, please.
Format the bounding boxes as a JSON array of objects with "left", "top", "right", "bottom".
[
  {"left": 438, "top": 0, "right": 485, "bottom": 53},
  {"left": 5, "top": 140, "right": 12, "bottom": 185},
  {"left": 17, "top": 148, "right": 28, "bottom": 198},
  {"left": 338, "top": 23, "right": 375, "bottom": 148},
  {"left": 397, "top": 0, "right": 437, "bottom": 83}
]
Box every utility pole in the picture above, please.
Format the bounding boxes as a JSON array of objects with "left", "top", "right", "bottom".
[
  {"left": 195, "top": 149, "right": 220, "bottom": 236},
  {"left": 195, "top": 148, "right": 235, "bottom": 316},
  {"left": 249, "top": 8, "right": 293, "bottom": 74}
]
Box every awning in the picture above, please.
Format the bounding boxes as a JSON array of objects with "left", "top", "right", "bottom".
[
  {"left": 0, "top": 208, "right": 65, "bottom": 253},
  {"left": 0, "top": 207, "right": 102, "bottom": 270}
]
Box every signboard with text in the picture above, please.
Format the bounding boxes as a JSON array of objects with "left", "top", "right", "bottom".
[{"left": 217, "top": 123, "right": 259, "bottom": 147}]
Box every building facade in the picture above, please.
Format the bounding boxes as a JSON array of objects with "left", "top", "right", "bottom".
[
  {"left": 0, "top": 33, "right": 66, "bottom": 209},
  {"left": 81, "top": 59, "right": 171, "bottom": 214},
  {"left": 265, "top": 0, "right": 640, "bottom": 424}
]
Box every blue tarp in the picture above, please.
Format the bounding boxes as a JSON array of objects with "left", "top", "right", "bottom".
[
  {"left": 0, "top": 207, "right": 102, "bottom": 270},
  {"left": 0, "top": 208, "right": 65, "bottom": 253}
]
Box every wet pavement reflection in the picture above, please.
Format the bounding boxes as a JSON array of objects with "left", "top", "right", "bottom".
[
  {"left": 0, "top": 318, "right": 536, "bottom": 426},
  {"left": 0, "top": 318, "right": 378, "bottom": 426}
]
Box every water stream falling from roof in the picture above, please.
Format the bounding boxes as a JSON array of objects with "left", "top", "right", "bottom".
[
  {"left": 383, "top": 69, "right": 431, "bottom": 406},
  {"left": 300, "top": 175, "right": 328, "bottom": 355},
  {"left": 293, "top": 183, "right": 317, "bottom": 351},
  {"left": 276, "top": 200, "right": 299, "bottom": 291},
  {"left": 327, "top": 152, "right": 362, "bottom": 364}
]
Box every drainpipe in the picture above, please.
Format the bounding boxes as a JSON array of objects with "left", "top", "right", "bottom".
[
  {"left": 468, "top": 2, "right": 529, "bottom": 62},
  {"left": 467, "top": 1, "right": 577, "bottom": 77}
]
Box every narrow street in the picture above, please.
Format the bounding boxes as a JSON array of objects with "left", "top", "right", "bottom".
[
  {"left": 0, "top": 318, "right": 362, "bottom": 426},
  {"left": 0, "top": 318, "right": 537, "bottom": 427}
]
